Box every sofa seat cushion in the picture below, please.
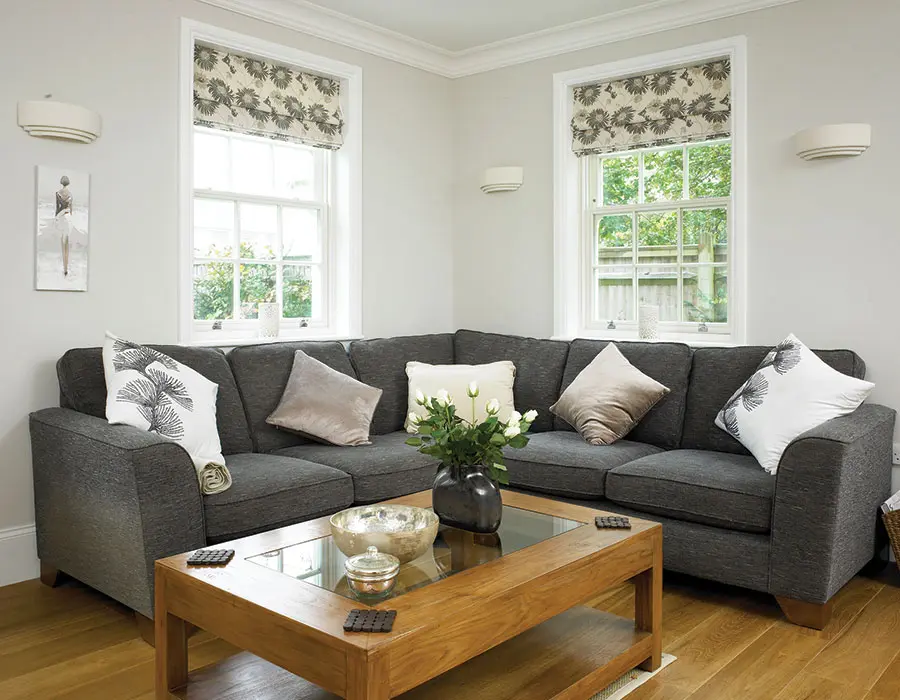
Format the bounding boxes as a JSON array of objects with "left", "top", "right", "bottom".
[
  {"left": 502, "top": 431, "right": 663, "bottom": 499},
  {"left": 606, "top": 450, "right": 775, "bottom": 533},
  {"left": 204, "top": 453, "right": 354, "bottom": 542},
  {"left": 274, "top": 432, "right": 440, "bottom": 504}
]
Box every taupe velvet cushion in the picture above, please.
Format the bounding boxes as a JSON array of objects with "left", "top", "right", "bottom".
[
  {"left": 267, "top": 350, "right": 383, "bottom": 447},
  {"left": 550, "top": 344, "right": 669, "bottom": 445}
]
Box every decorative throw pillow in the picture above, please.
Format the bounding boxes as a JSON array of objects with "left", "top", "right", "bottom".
[
  {"left": 267, "top": 350, "right": 383, "bottom": 446},
  {"left": 102, "top": 332, "right": 231, "bottom": 495},
  {"left": 550, "top": 344, "right": 669, "bottom": 446},
  {"left": 715, "top": 334, "right": 874, "bottom": 473},
  {"left": 406, "top": 361, "right": 516, "bottom": 425}
]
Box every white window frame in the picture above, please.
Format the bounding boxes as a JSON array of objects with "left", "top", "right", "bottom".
[
  {"left": 179, "top": 19, "right": 362, "bottom": 346},
  {"left": 552, "top": 37, "right": 747, "bottom": 345}
]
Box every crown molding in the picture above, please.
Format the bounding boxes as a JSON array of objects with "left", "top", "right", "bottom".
[{"left": 196, "top": 0, "right": 800, "bottom": 78}]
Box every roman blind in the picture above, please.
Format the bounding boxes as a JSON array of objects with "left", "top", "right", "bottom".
[
  {"left": 571, "top": 59, "right": 731, "bottom": 157},
  {"left": 193, "top": 42, "right": 344, "bottom": 150}
]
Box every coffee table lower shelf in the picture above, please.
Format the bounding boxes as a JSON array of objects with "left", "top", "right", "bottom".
[{"left": 170, "top": 607, "right": 652, "bottom": 700}]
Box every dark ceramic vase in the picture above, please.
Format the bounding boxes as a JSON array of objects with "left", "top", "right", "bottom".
[{"left": 432, "top": 464, "right": 502, "bottom": 534}]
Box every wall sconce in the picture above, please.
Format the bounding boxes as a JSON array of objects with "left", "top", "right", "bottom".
[
  {"left": 17, "top": 99, "right": 102, "bottom": 143},
  {"left": 794, "top": 123, "right": 870, "bottom": 160},
  {"left": 480, "top": 166, "right": 523, "bottom": 194}
]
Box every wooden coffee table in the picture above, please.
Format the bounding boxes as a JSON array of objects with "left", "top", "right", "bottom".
[{"left": 155, "top": 490, "right": 662, "bottom": 699}]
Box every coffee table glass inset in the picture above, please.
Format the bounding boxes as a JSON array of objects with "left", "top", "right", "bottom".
[{"left": 248, "top": 505, "right": 584, "bottom": 602}]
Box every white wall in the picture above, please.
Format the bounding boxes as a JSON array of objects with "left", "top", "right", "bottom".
[
  {"left": 451, "top": 0, "right": 900, "bottom": 491},
  {"left": 0, "top": 0, "right": 453, "bottom": 584}
]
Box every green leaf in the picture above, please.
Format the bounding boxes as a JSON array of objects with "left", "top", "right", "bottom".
[
  {"left": 405, "top": 437, "right": 423, "bottom": 447},
  {"left": 508, "top": 435, "right": 528, "bottom": 449},
  {"left": 492, "top": 462, "right": 507, "bottom": 471},
  {"left": 496, "top": 471, "right": 510, "bottom": 485},
  {"left": 489, "top": 433, "right": 506, "bottom": 445},
  {"left": 418, "top": 424, "right": 433, "bottom": 436}
]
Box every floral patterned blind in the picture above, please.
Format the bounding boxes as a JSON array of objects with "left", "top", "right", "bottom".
[
  {"left": 193, "top": 43, "right": 343, "bottom": 150},
  {"left": 571, "top": 59, "right": 731, "bottom": 157}
]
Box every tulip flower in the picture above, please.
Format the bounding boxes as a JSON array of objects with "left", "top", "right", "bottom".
[
  {"left": 435, "top": 389, "right": 452, "bottom": 407},
  {"left": 466, "top": 381, "right": 479, "bottom": 398},
  {"left": 408, "top": 411, "right": 421, "bottom": 425},
  {"left": 507, "top": 410, "right": 522, "bottom": 425},
  {"left": 524, "top": 409, "right": 538, "bottom": 423},
  {"left": 406, "top": 422, "right": 418, "bottom": 434},
  {"left": 415, "top": 388, "right": 426, "bottom": 405},
  {"left": 485, "top": 398, "right": 501, "bottom": 415},
  {"left": 504, "top": 425, "right": 521, "bottom": 438}
]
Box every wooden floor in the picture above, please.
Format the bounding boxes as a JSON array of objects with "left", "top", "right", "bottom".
[{"left": 1, "top": 569, "right": 898, "bottom": 700}]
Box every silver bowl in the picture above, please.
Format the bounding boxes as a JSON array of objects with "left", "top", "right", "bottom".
[{"left": 330, "top": 505, "right": 439, "bottom": 564}]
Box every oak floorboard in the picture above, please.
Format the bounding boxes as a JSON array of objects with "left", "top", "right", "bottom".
[{"left": 862, "top": 648, "right": 900, "bottom": 700}]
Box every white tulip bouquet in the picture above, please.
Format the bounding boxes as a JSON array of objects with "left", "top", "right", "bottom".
[{"left": 405, "top": 382, "right": 537, "bottom": 484}]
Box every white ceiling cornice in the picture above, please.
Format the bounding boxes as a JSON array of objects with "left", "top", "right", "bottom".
[{"left": 197, "top": 0, "right": 800, "bottom": 78}]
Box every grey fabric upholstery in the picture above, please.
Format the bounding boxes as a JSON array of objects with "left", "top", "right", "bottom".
[
  {"left": 554, "top": 340, "right": 692, "bottom": 448},
  {"left": 57, "top": 345, "right": 252, "bottom": 455},
  {"left": 503, "top": 431, "right": 663, "bottom": 499},
  {"left": 205, "top": 453, "right": 353, "bottom": 542},
  {"left": 275, "top": 431, "right": 440, "bottom": 503},
  {"left": 349, "top": 334, "right": 454, "bottom": 435},
  {"left": 606, "top": 450, "right": 774, "bottom": 533},
  {"left": 454, "top": 329, "right": 569, "bottom": 432},
  {"left": 681, "top": 345, "right": 867, "bottom": 454},
  {"left": 228, "top": 341, "right": 357, "bottom": 453},
  {"left": 30, "top": 408, "right": 206, "bottom": 618},
  {"left": 769, "top": 403, "right": 895, "bottom": 603}
]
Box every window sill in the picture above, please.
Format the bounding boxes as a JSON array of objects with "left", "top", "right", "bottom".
[
  {"left": 183, "top": 333, "right": 363, "bottom": 348},
  {"left": 551, "top": 333, "right": 737, "bottom": 348}
]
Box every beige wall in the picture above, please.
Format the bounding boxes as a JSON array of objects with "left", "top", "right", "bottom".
[
  {"left": 452, "top": 0, "right": 900, "bottom": 487},
  {"left": 0, "top": 0, "right": 454, "bottom": 558}
]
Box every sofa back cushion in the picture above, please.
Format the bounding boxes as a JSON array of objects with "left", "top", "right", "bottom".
[
  {"left": 681, "top": 346, "right": 867, "bottom": 454},
  {"left": 57, "top": 345, "right": 252, "bottom": 455},
  {"left": 349, "top": 334, "right": 455, "bottom": 435},
  {"left": 228, "top": 341, "right": 356, "bottom": 453},
  {"left": 453, "top": 330, "right": 569, "bottom": 433},
  {"left": 555, "top": 340, "right": 692, "bottom": 449}
]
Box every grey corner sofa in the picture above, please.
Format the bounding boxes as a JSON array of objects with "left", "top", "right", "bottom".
[{"left": 30, "top": 329, "right": 895, "bottom": 633}]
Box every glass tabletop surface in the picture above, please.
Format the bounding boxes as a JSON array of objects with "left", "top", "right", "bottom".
[{"left": 247, "top": 505, "right": 585, "bottom": 603}]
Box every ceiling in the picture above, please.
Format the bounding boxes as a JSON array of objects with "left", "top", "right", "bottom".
[{"left": 301, "top": 0, "right": 656, "bottom": 52}]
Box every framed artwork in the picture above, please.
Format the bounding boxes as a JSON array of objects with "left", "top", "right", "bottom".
[{"left": 35, "top": 166, "right": 90, "bottom": 291}]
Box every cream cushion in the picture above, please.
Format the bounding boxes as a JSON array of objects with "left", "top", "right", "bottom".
[
  {"left": 406, "top": 361, "right": 516, "bottom": 425},
  {"left": 550, "top": 344, "right": 669, "bottom": 445}
]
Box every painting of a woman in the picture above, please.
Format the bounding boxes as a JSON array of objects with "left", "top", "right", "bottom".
[{"left": 35, "top": 166, "right": 89, "bottom": 291}]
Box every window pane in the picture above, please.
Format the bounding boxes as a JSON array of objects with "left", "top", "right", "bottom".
[
  {"left": 683, "top": 266, "right": 728, "bottom": 323},
  {"left": 274, "top": 146, "right": 315, "bottom": 199},
  {"left": 643, "top": 149, "right": 683, "bottom": 203},
  {"left": 596, "top": 213, "right": 633, "bottom": 265},
  {"left": 193, "top": 199, "right": 234, "bottom": 257},
  {"left": 683, "top": 208, "right": 728, "bottom": 263},
  {"left": 283, "top": 208, "right": 320, "bottom": 262},
  {"left": 239, "top": 263, "right": 276, "bottom": 319},
  {"left": 193, "top": 262, "right": 234, "bottom": 320},
  {"left": 283, "top": 265, "right": 313, "bottom": 319},
  {"left": 239, "top": 203, "right": 278, "bottom": 260},
  {"left": 688, "top": 142, "right": 731, "bottom": 199},
  {"left": 231, "top": 138, "right": 274, "bottom": 195},
  {"left": 194, "top": 131, "right": 229, "bottom": 191},
  {"left": 602, "top": 155, "right": 638, "bottom": 206},
  {"left": 637, "top": 211, "right": 677, "bottom": 265},
  {"left": 637, "top": 265, "right": 679, "bottom": 322},
  {"left": 595, "top": 268, "right": 634, "bottom": 322}
]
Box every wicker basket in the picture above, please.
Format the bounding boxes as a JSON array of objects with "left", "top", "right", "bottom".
[{"left": 883, "top": 510, "right": 900, "bottom": 570}]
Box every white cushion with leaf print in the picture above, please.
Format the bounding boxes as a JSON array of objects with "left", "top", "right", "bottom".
[
  {"left": 102, "top": 332, "right": 231, "bottom": 495},
  {"left": 715, "top": 334, "right": 873, "bottom": 474}
]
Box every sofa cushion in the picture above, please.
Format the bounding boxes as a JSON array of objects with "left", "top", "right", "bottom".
[
  {"left": 57, "top": 345, "right": 252, "bottom": 455},
  {"left": 681, "top": 346, "right": 867, "bottom": 454},
  {"left": 228, "top": 341, "right": 356, "bottom": 453},
  {"left": 605, "top": 449, "right": 775, "bottom": 533},
  {"left": 204, "top": 453, "right": 354, "bottom": 542},
  {"left": 349, "top": 334, "right": 454, "bottom": 435},
  {"left": 502, "top": 431, "right": 663, "bottom": 499},
  {"left": 274, "top": 431, "right": 440, "bottom": 503},
  {"left": 554, "top": 340, "right": 692, "bottom": 449},
  {"left": 453, "top": 330, "right": 569, "bottom": 433}
]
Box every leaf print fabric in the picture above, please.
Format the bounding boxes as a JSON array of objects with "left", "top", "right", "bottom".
[
  {"left": 571, "top": 59, "right": 730, "bottom": 156},
  {"left": 193, "top": 42, "right": 343, "bottom": 151}
]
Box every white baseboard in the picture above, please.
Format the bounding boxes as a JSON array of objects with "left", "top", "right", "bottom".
[{"left": 0, "top": 524, "right": 39, "bottom": 587}]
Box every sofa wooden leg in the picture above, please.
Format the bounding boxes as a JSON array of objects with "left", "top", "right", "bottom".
[
  {"left": 776, "top": 596, "right": 833, "bottom": 630},
  {"left": 40, "top": 563, "right": 64, "bottom": 588},
  {"left": 136, "top": 612, "right": 156, "bottom": 647}
]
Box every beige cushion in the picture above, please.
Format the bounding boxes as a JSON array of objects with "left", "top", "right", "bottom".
[
  {"left": 550, "top": 344, "right": 669, "bottom": 445},
  {"left": 406, "top": 361, "right": 516, "bottom": 425},
  {"left": 267, "top": 350, "right": 382, "bottom": 447}
]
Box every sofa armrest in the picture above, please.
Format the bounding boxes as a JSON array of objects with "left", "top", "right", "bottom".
[
  {"left": 29, "top": 408, "right": 206, "bottom": 618},
  {"left": 769, "top": 403, "right": 895, "bottom": 604}
]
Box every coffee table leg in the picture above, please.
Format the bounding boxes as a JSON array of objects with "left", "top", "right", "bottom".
[
  {"left": 634, "top": 532, "right": 662, "bottom": 672},
  {"left": 347, "top": 651, "right": 390, "bottom": 700},
  {"left": 155, "top": 568, "right": 188, "bottom": 699}
]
